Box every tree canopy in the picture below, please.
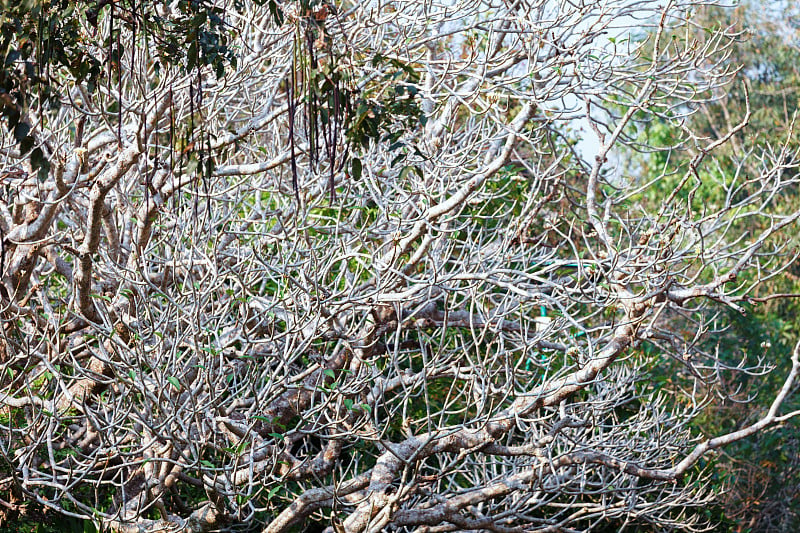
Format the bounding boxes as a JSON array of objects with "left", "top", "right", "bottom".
[{"left": 0, "top": 1, "right": 799, "bottom": 532}]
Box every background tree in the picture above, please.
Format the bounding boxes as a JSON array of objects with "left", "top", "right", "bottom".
[
  {"left": 0, "top": 1, "right": 799, "bottom": 532},
  {"left": 624, "top": 2, "right": 800, "bottom": 529}
]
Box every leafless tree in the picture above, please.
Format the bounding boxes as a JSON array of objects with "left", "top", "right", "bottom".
[{"left": 1, "top": 0, "right": 799, "bottom": 531}]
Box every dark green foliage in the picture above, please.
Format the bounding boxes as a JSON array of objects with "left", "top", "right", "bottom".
[
  {"left": 155, "top": 0, "right": 239, "bottom": 77},
  {"left": 0, "top": 502, "right": 93, "bottom": 532},
  {"left": 0, "top": 0, "right": 239, "bottom": 177},
  {"left": 0, "top": 0, "right": 96, "bottom": 178},
  {"left": 1, "top": 0, "right": 426, "bottom": 202},
  {"left": 280, "top": 1, "right": 427, "bottom": 201}
]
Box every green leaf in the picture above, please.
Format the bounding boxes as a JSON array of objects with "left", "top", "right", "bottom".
[
  {"left": 351, "top": 157, "right": 362, "bottom": 180},
  {"left": 267, "top": 485, "right": 282, "bottom": 500},
  {"left": 323, "top": 369, "right": 336, "bottom": 379},
  {"left": 399, "top": 165, "right": 422, "bottom": 180},
  {"left": 20, "top": 135, "right": 34, "bottom": 155},
  {"left": 166, "top": 376, "right": 180, "bottom": 389},
  {"left": 13, "top": 122, "right": 29, "bottom": 142},
  {"left": 186, "top": 40, "right": 198, "bottom": 71},
  {"left": 268, "top": 0, "right": 284, "bottom": 26}
]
